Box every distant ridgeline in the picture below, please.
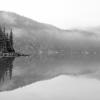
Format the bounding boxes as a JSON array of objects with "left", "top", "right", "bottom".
[{"left": 0, "top": 26, "right": 29, "bottom": 57}]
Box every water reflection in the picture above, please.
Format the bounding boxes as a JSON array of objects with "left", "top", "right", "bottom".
[
  {"left": 1, "top": 48, "right": 100, "bottom": 91},
  {"left": 0, "top": 57, "right": 15, "bottom": 83}
]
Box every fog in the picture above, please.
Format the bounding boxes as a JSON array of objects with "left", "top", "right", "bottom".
[{"left": 0, "top": 0, "right": 100, "bottom": 99}]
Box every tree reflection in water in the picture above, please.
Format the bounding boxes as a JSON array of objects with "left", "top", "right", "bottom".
[{"left": 0, "top": 57, "right": 15, "bottom": 82}]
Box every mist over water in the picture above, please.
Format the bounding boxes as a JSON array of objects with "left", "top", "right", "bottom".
[
  {"left": 0, "top": 11, "right": 100, "bottom": 100},
  {"left": 1, "top": 45, "right": 100, "bottom": 91}
]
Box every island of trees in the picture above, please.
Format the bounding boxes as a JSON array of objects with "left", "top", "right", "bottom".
[{"left": 0, "top": 26, "right": 29, "bottom": 57}]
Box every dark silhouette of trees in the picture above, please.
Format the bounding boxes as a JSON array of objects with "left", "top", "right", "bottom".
[
  {"left": 0, "top": 26, "right": 29, "bottom": 83},
  {"left": 0, "top": 26, "right": 15, "bottom": 53},
  {"left": 0, "top": 57, "right": 15, "bottom": 82}
]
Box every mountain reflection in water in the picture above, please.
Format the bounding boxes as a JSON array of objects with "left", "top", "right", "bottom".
[{"left": 0, "top": 57, "right": 15, "bottom": 83}]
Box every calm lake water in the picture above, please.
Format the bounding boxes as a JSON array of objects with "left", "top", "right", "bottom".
[{"left": 0, "top": 49, "right": 100, "bottom": 99}]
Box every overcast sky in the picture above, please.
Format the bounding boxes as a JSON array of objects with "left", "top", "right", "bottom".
[{"left": 0, "top": 0, "right": 100, "bottom": 29}]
